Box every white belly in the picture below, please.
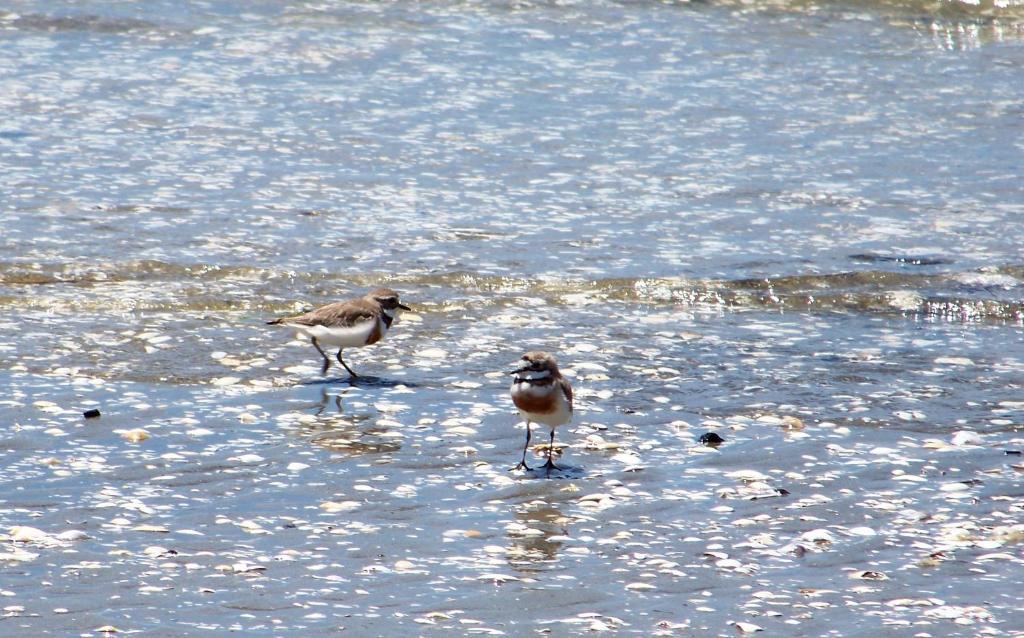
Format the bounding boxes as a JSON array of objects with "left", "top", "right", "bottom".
[
  {"left": 529, "top": 403, "right": 572, "bottom": 429},
  {"left": 288, "top": 319, "right": 379, "bottom": 348}
]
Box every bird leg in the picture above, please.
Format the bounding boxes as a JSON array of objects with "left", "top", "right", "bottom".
[
  {"left": 336, "top": 349, "right": 359, "bottom": 379},
  {"left": 543, "top": 429, "right": 559, "bottom": 474},
  {"left": 311, "top": 338, "right": 331, "bottom": 375},
  {"left": 512, "top": 422, "right": 532, "bottom": 471}
]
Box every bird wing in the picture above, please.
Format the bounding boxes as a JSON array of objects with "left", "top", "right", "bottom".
[
  {"left": 559, "top": 377, "right": 574, "bottom": 411},
  {"left": 285, "top": 299, "right": 378, "bottom": 328}
]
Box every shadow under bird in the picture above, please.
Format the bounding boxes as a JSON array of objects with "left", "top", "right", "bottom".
[
  {"left": 510, "top": 351, "right": 573, "bottom": 474},
  {"left": 267, "top": 287, "right": 410, "bottom": 379}
]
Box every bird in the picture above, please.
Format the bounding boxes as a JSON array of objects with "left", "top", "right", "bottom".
[
  {"left": 267, "top": 288, "right": 410, "bottom": 379},
  {"left": 509, "top": 351, "right": 573, "bottom": 474}
]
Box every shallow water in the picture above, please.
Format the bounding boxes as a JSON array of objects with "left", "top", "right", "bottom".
[{"left": 3, "top": 0, "right": 1024, "bottom": 636}]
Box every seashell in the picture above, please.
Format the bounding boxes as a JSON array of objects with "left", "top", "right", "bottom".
[
  {"left": 939, "top": 482, "right": 971, "bottom": 492},
  {"left": 10, "top": 527, "right": 54, "bottom": 544},
  {"left": 143, "top": 546, "right": 172, "bottom": 557},
  {"left": 0, "top": 548, "right": 39, "bottom": 562},
  {"left": 120, "top": 428, "right": 150, "bottom": 443},
  {"left": 800, "top": 529, "right": 836, "bottom": 544},
  {"left": 231, "top": 562, "right": 266, "bottom": 573},
  {"left": 934, "top": 357, "right": 973, "bottom": 367},
  {"left": 923, "top": 605, "right": 992, "bottom": 621},
  {"left": 732, "top": 621, "right": 764, "bottom": 633},
  {"left": 950, "top": 430, "right": 984, "bottom": 446},
  {"left": 231, "top": 454, "right": 264, "bottom": 464},
  {"left": 975, "top": 552, "right": 1018, "bottom": 562},
  {"left": 237, "top": 519, "right": 265, "bottom": 532},
  {"left": 424, "top": 611, "right": 452, "bottom": 620},
  {"left": 477, "top": 573, "right": 520, "bottom": 583},
  {"left": 886, "top": 598, "right": 936, "bottom": 607},
  {"left": 320, "top": 501, "right": 361, "bottom": 513},
  {"left": 610, "top": 451, "right": 643, "bottom": 467},
  {"left": 583, "top": 435, "right": 620, "bottom": 450},
  {"left": 781, "top": 416, "right": 804, "bottom": 429},
  {"left": 726, "top": 470, "right": 769, "bottom": 482},
  {"left": 417, "top": 348, "right": 447, "bottom": 359}
]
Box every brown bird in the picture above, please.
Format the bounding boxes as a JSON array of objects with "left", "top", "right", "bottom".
[
  {"left": 267, "top": 288, "right": 410, "bottom": 378},
  {"left": 509, "top": 351, "right": 573, "bottom": 473}
]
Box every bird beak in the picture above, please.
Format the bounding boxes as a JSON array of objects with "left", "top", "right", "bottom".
[
  {"left": 509, "top": 365, "right": 530, "bottom": 375},
  {"left": 397, "top": 303, "right": 411, "bottom": 311}
]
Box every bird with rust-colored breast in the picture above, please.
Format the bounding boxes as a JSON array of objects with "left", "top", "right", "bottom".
[
  {"left": 509, "top": 351, "right": 573, "bottom": 474},
  {"left": 267, "top": 288, "right": 410, "bottom": 379}
]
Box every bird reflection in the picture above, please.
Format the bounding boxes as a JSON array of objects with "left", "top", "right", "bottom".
[
  {"left": 505, "top": 503, "right": 570, "bottom": 574},
  {"left": 314, "top": 387, "right": 343, "bottom": 416},
  {"left": 298, "top": 388, "right": 401, "bottom": 457}
]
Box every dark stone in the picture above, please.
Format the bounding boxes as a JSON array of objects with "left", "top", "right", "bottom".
[
  {"left": 83, "top": 409, "right": 101, "bottom": 419},
  {"left": 698, "top": 432, "right": 724, "bottom": 447}
]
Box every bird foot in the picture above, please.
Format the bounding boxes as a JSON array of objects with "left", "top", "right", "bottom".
[{"left": 510, "top": 461, "right": 532, "bottom": 472}]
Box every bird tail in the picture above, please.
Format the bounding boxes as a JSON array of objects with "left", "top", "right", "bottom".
[{"left": 266, "top": 318, "right": 283, "bottom": 325}]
